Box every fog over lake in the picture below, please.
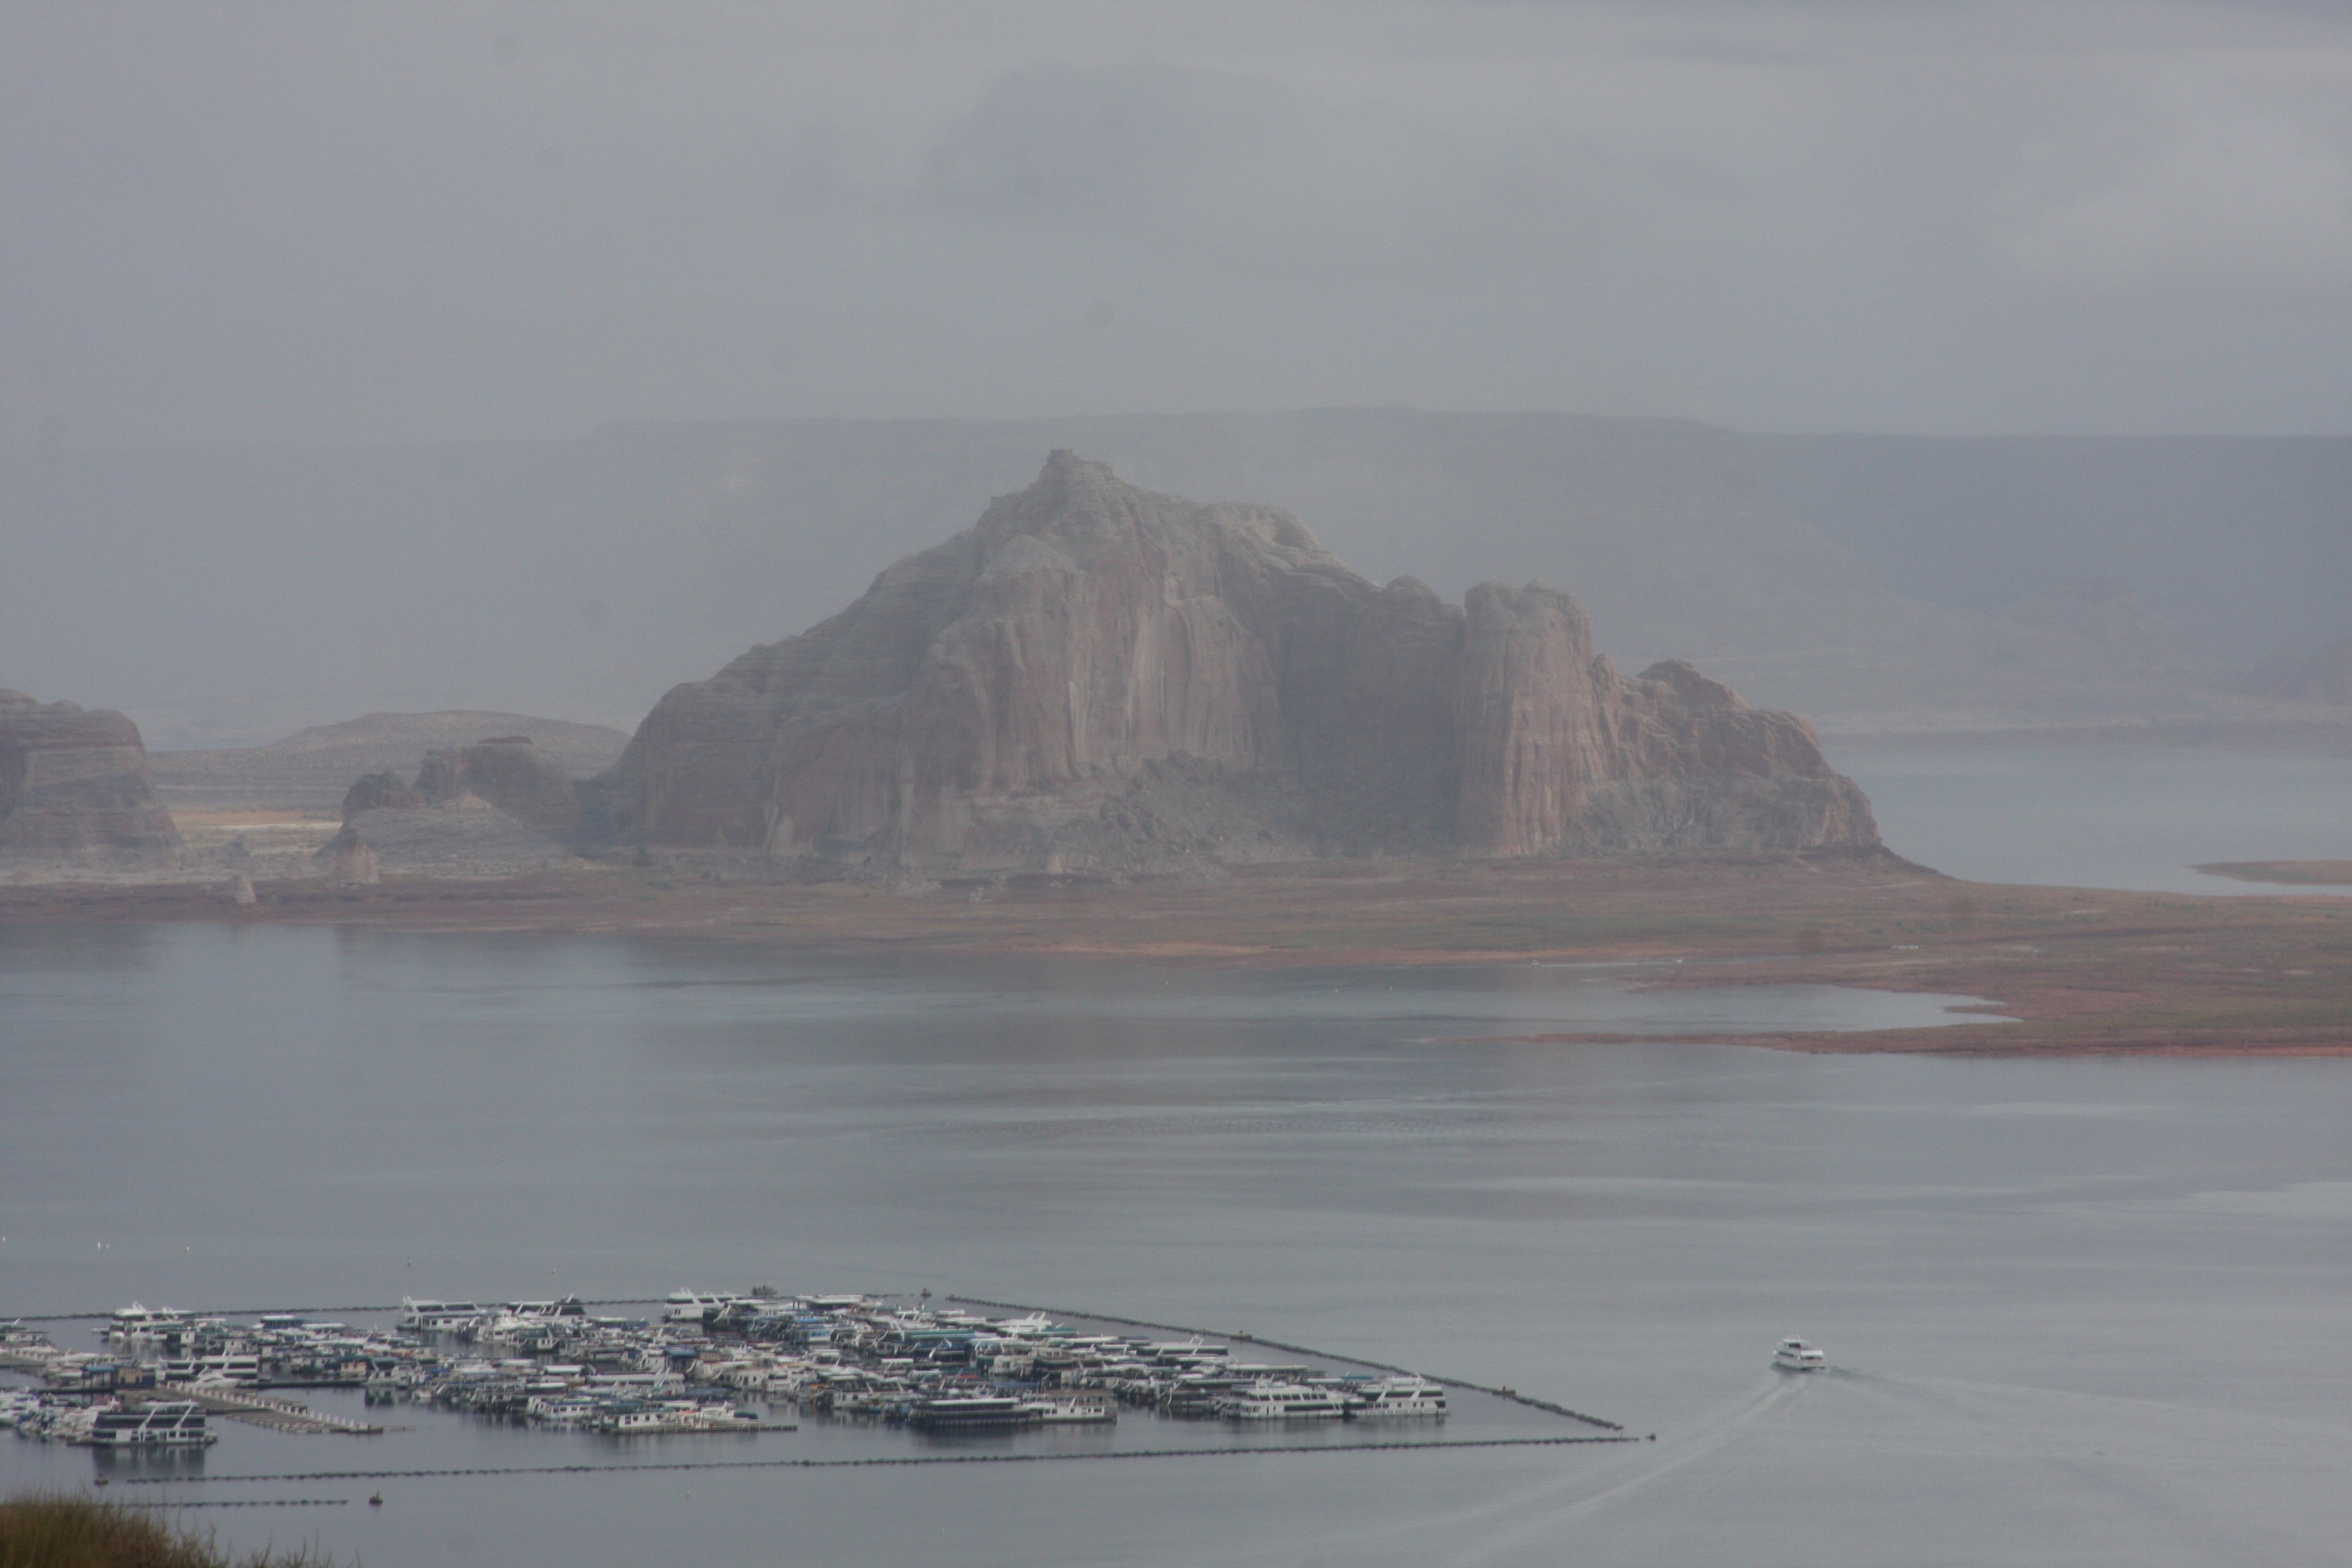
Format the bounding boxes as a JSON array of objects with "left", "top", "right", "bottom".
[{"left": 5, "top": 2, "right": 2350, "bottom": 1563}]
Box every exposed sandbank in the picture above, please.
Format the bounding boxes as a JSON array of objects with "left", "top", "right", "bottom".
[{"left": 5, "top": 850, "right": 2346, "bottom": 1058}]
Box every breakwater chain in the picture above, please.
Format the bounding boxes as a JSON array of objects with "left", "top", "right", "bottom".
[
  {"left": 949, "top": 1295, "right": 1626, "bottom": 1432},
  {"left": 120, "top": 1498, "right": 351, "bottom": 1509},
  {"left": 117, "top": 1434, "right": 1638, "bottom": 1488}
]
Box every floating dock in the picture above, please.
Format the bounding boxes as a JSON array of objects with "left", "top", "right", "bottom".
[{"left": 159, "top": 1382, "right": 382, "bottom": 1436}]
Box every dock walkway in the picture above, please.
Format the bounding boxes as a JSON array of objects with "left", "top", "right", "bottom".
[{"left": 160, "top": 1383, "right": 382, "bottom": 1436}]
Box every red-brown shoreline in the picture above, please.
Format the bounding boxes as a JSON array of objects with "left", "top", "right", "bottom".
[{"left": 4, "top": 851, "right": 2348, "bottom": 1058}]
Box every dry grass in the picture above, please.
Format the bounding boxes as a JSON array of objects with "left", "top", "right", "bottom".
[{"left": 0, "top": 1494, "right": 335, "bottom": 1568}]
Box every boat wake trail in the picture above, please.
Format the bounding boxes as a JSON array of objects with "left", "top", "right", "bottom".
[{"left": 1436, "top": 1374, "right": 1812, "bottom": 1567}]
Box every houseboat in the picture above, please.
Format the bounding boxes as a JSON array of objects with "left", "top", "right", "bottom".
[{"left": 85, "top": 1400, "right": 216, "bottom": 1449}]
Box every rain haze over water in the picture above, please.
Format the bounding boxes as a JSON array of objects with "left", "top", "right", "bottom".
[{"left": 4, "top": 4, "right": 2351, "bottom": 1564}]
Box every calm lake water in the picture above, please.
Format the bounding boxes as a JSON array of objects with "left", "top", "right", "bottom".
[
  {"left": 4, "top": 923, "right": 2350, "bottom": 1566},
  {"left": 1840, "top": 745, "right": 2352, "bottom": 893}
]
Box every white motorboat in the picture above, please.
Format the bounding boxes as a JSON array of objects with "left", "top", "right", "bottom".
[
  {"left": 44, "top": 1405, "right": 106, "bottom": 1445},
  {"left": 1220, "top": 1380, "right": 1348, "bottom": 1420},
  {"left": 1774, "top": 1338, "right": 1827, "bottom": 1371}
]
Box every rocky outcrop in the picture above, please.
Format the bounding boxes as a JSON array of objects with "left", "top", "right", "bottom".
[
  {"left": 409, "top": 738, "right": 585, "bottom": 841},
  {"left": 339, "top": 771, "right": 426, "bottom": 817},
  {"left": 153, "top": 713, "right": 635, "bottom": 811},
  {"left": 0, "top": 691, "right": 181, "bottom": 858},
  {"left": 338, "top": 738, "right": 582, "bottom": 837},
  {"left": 323, "top": 737, "right": 586, "bottom": 874},
  {"left": 325, "top": 831, "right": 381, "bottom": 885},
  {"left": 590, "top": 453, "right": 1877, "bottom": 871}
]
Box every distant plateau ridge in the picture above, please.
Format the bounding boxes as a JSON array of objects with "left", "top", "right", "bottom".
[{"left": 9, "top": 408, "right": 2345, "bottom": 751}]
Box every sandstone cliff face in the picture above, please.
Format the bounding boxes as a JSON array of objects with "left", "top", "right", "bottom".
[
  {"left": 0, "top": 691, "right": 181, "bottom": 858},
  {"left": 593, "top": 454, "right": 1877, "bottom": 869}
]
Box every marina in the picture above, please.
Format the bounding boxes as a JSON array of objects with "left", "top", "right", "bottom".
[{"left": 3, "top": 1288, "right": 1612, "bottom": 1469}]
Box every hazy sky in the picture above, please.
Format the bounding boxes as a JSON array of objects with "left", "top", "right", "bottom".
[{"left": 5, "top": 1, "right": 2349, "bottom": 451}]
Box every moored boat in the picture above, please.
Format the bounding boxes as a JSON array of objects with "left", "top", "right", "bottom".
[
  {"left": 397, "top": 1299, "right": 484, "bottom": 1333},
  {"left": 906, "top": 1394, "right": 1043, "bottom": 1431},
  {"left": 1018, "top": 1393, "right": 1117, "bottom": 1424},
  {"left": 1344, "top": 1376, "right": 1448, "bottom": 1418},
  {"left": 1220, "top": 1380, "right": 1347, "bottom": 1420},
  {"left": 85, "top": 1400, "right": 216, "bottom": 1449},
  {"left": 665, "top": 1290, "right": 729, "bottom": 1324}
]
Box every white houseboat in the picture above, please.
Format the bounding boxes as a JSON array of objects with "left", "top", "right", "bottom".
[
  {"left": 85, "top": 1401, "right": 217, "bottom": 1449},
  {"left": 1345, "top": 1377, "right": 1448, "bottom": 1417},
  {"left": 1220, "top": 1381, "right": 1348, "bottom": 1420}
]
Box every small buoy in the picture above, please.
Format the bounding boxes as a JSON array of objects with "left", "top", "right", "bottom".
[{"left": 368, "top": 1493, "right": 383, "bottom": 1507}]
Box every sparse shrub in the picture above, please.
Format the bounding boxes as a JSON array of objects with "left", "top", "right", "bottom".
[{"left": 0, "top": 1492, "right": 335, "bottom": 1568}]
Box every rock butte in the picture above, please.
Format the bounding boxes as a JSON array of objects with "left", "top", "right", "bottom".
[
  {"left": 320, "top": 736, "right": 583, "bottom": 874},
  {"left": 0, "top": 690, "right": 181, "bottom": 858},
  {"left": 586, "top": 453, "right": 1878, "bottom": 873}
]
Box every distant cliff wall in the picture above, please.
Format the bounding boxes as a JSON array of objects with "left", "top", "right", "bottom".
[{"left": 0, "top": 691, "right": 181, "bottom": 857}]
